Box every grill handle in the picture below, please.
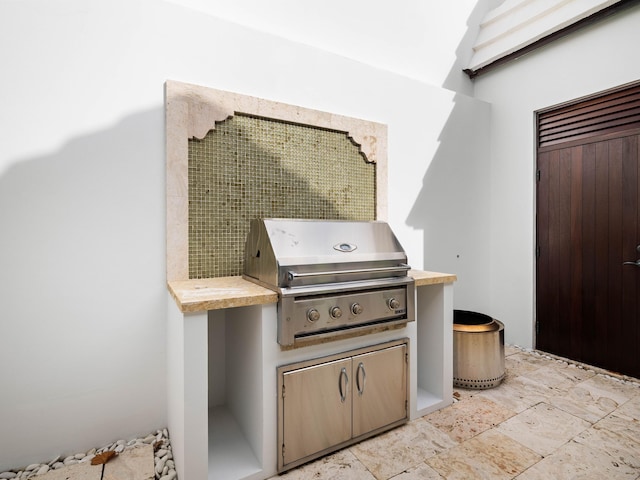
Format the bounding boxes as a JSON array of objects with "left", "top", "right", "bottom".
[
  {"left": 288, "top": 264, "right": 411, "bottom": 281},
  {"left": 356, "top": 362, "right": 366, "bottom": 396},
  {"left": 338, "top": 367, "right": 348, "bottom": 403}
]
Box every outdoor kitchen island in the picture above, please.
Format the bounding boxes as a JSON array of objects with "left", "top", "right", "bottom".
[{"left": 167, "top": 270, "right": 455, "bottom": 480}]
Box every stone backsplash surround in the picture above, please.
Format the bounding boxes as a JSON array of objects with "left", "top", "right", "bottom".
[{"left": 165, "top": 81, "right": 389, "bottom": 281}]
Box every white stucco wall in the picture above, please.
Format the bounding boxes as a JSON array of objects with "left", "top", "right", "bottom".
[
  {"left": 165, "top": 0, "right": 485, "bottom": 95},
  {"left": 473, "top": 3, "right": 640, "bottom": 349},
  {"left": 0, "top": 0, "right": 491, "bottom": 470}
]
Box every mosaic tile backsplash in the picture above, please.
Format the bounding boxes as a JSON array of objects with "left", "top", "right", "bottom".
[{"left": 188, "top": 113, "right": 376, "bottom": 279}]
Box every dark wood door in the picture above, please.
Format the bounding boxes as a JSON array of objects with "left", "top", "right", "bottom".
[{"left": 536, "top": 133, "right": 640, "bottom": 377}]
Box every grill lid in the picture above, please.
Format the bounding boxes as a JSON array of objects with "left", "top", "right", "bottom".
[{"left": 243, "top": 218, "right": 410, "bottom": 289}]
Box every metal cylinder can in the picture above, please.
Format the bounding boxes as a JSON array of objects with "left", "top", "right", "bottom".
[{"left": 453, "top": 310, "right": 505, "bottom": 389}]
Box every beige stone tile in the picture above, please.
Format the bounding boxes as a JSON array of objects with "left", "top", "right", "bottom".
[
  {"left": 576, "top": 375, "right": 640, "bottom": 407},
  {"left": 426, "top": 429, "right": 541, "bottom": 480},
  {"left": 503, "top": 352, "right": 544, "bottom": 378},
  {"left": 521, "top": 364, "right": 596, "bottom": 391},
  {"left": 273, "top": 449, "right": 375, "bottom": 480},
  {"left": 452, "top": 387, "right": 476, "bottom": 402},
  {"left": 103, "top": 445, "right": 154, "bottom": 480},
  {"left": 477, "top": 375, "right": 554, "bottom": 413},
  {"left": 594, "top": 410, "right": 640, "bottom": 446},
  {"left": 266, "top": 352, "right": 640, "bottom": 479},
  {"left": 496, "top": 403, "right": 590, "bottom": 456},
  {"left": 515, "top": 440, "right": 638, "bottom": 479},
  {"left": 615, "top": 393, "right": 640, "bottom": 420},
  {"left": 509, "top": 351, "right": 558, "bottom": 371},
  {"left": 390, "top": 463, "right": 444, "bottom": 479},
  {"left": 37, "top": 463, "right": 102, "bottom": 480},
  {"left": 504, "top": 344, "right": 521, "bottom": 357},
  {"left": 425, "top": 396, "right": 516, "bottom": 443},
  {"left": 349, "top": 419, "right": 457, "bottom": 479},
  {"left": 548, "top": 382, "right": 620, "bottom": 423},
  {"left": 573, "top": 424, "right": 640, "bottom": 469}
]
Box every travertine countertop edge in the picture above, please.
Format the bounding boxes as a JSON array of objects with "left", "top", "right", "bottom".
[
  {"left": 169, "top": 270, "right": 456, "bottom": 313},
  {"left": 168, "top": 276, "right": 278, "bottom": 313},
  {"left": 409, "top": 270, "right": 457, "bottom": 286}
]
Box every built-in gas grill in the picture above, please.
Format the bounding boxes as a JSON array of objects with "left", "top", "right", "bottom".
[{"left": 243, "top": 218, "right": 415, "bottom": 346}]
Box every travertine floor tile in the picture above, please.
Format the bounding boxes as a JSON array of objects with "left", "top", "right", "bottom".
[
  {"left": 349, "top": 419, "right": 457, "bottom": 480},
  {"left": 275, "top": 449, "right": 375, "bottom": 480},
  {"left": 388, "top": 463, "right": 444, "bottom": 479},
  {"left": 477, "top": 375, "right": 553, "bottom": 413},
  {"left": 424, "top": 396, "right": 515, "bottom": 443},
  {"left": 37, "top": 463, "right": 102, "bottom": 480},
  {"left": 507, "top": 352, "right": 557, "bottom": 372},
  {"left": 271, "top": 349, "right": 640, "bottom": 480},
  {"left": 592, "top": 412, "right": 640, "bottom": 449},
  {"left": 520, "top": 364, "right": 596, "bottom": 391},
  {"left": 573, "top": 424, "right": 640, "bottom": 469},
  {"left": 504, "top": 345, "right": 521, "bottom": 357},
  {"left": 615, "top": 394, "right": 640, "bottom": 420},
  {"left": 548, "top": 382, "right": 620, "bottom": 423},
  {"left": 576, "top": 375, "right": 640, "bottom": 408},
  {"left": 426, "top": 429, "right": 541, "bottom": 480},
  {"left": 496, "top": 403, "right": 590, "bottom": 456},
  {"left": 503, "top": 353, "right": 546, "bottom": 378},
  {"left": 515, "top": 440, "right": 638, "bottom": 479},
  {"left": 13, "top": 348, "right": 640, "bottom": 480},
  {"left": 451, "top": 387, "right": 475, "bottom": 402},
  {"left": 35, "top": 445, "right": 154, "bottom": 480},
  {"left": 591, "top": 394, "right": 640, "bottom": 448},
  {"left": 103, "top": 444, "right": 154, "bottom": 480}
]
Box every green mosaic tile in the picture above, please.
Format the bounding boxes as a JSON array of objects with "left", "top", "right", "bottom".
[{"left": 188, "top": 113, "right": 376, "bottom": 279}]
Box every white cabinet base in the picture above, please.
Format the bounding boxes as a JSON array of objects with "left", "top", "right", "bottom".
[
  {"left": 209, "top": 406, "right": 261, "bottom": 480},
  {"left": 167, "top": 281, "right": 453, "bottom": 480}
]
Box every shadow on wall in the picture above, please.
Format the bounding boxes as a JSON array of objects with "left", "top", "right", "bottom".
[
  {"left": 406, "top": 1, "right": 495, "bottom": 314},
  {"left": 0, "top": 107, "right": 167, "bottom": 471},
  {"left": 188, "top": 116, "right": 367, "bottom": 278},
  {"left": 406, "top": 92, "right": 491, "bottom": 313},
  {"left": 441, "top": 0, "right": 496, "bottom": 94}
]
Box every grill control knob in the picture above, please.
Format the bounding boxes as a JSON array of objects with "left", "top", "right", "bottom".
[
  {"left": 387, "top": 298, "right": 401, "bottom": 310},
  {"left": 307, "top": 308, "right": 320, "bottom": 323},
  {"left": 351, "top": 303, "right": 363, "bottom": 315},
  {"left": 329, "top": 306, "right": 343, "bottom": 319}
]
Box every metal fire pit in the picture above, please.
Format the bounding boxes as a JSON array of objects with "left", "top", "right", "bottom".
[{"left": 453, "top": 310, "right": 505, "bottom": 389}]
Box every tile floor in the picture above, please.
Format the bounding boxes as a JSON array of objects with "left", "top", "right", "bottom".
[
  {"left": 273, "top": 346, "right": 640, "bottom": 480},
  {"left": 34, "top": 444, "right": 155, "bottom": 480},
  {"left": 24, "top": 346, "right": 640, "bottom": 480}
]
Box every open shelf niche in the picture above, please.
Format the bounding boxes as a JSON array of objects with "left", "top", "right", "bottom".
[
  {"left": 414, "top": 282, "right": 454, "bottom": 417},
  {"left": 208, "top": 305, "right": 265, "bottom": 480}
]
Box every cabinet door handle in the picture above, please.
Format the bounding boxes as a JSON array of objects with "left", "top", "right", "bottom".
[
  {"left": 338, "top": 367, "right": 348, "bottom": 403},
  {"left": 356, "top": 362, "right": 366, "bottom": 396}
]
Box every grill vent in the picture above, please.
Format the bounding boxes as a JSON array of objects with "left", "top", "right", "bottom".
[{"left": 538, "top": 84, "right": 640, "bottom": 149}]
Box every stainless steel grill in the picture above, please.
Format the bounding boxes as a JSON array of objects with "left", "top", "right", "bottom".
[{"left": 243, "top": 218, "right": 415, "bottom": 346}]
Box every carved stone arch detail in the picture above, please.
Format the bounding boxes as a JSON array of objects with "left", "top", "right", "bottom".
[{"left": 165, "top": 80, "right": 388, "bottom": 281}]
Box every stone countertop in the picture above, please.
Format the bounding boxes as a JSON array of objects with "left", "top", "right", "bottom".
[
  {"left": 168, "top": 270, "right": 456, "bottom": 313},
  {"left": 410, "top": 270, "right": 457, "bottom": 286}
]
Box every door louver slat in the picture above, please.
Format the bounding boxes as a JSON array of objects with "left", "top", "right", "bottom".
[{"left": 538, "top": 85, "right": 640, "bottom": 149}]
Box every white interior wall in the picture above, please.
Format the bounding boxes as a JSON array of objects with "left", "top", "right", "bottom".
[
  {"left": 165, "top": 0, "right": 482, "bottom": 95},
  {"left": 0, "top": 0, "right": 491, "bottom": 470},
  {"left": 473, "top": 3, "right": 640, "bottom": 349},
  {"left": 407, "top": 93, "right": 492, "bottom": 315}
]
